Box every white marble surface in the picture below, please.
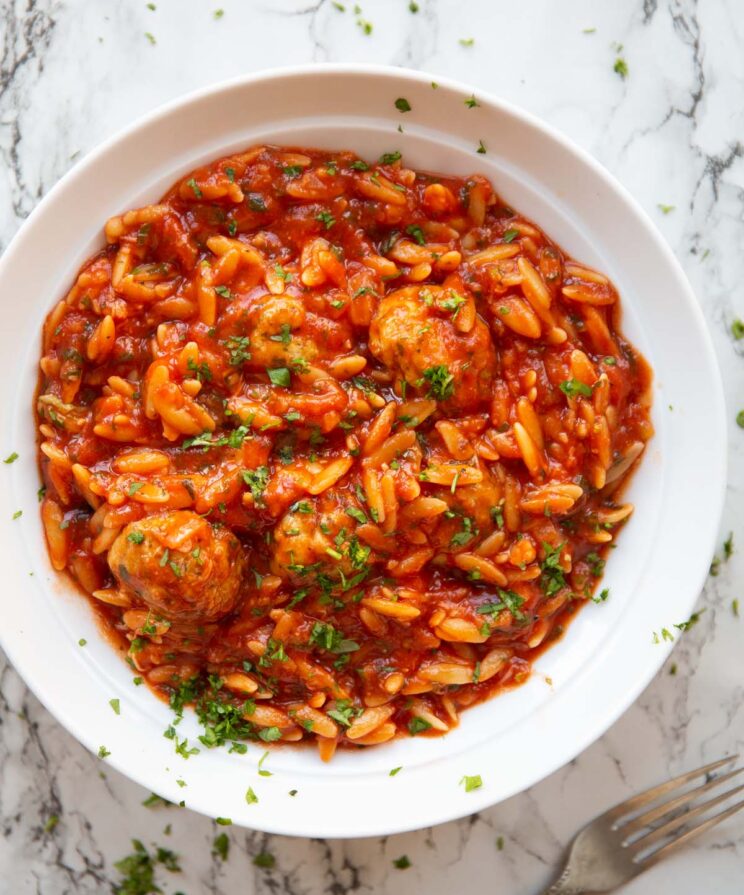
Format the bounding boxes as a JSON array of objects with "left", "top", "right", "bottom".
[{"left": 1, "top": 0, "right": 744, "bottom": 892}]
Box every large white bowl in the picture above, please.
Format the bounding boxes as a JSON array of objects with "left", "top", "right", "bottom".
[{"left": 0, "top": 65, "right": 725, "bottom": 838}]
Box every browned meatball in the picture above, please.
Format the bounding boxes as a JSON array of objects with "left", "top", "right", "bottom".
[
  {"left": 271, "top": 491, "right": 379, "bottom": 586},
  {"left": 368, "top": 285, "right": 496, "bottom": 412},
  {"left": 108, "top": 510, "right": 247, "bottom": 623}
]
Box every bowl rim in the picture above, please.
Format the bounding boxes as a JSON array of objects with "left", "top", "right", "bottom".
[{"left": 0, "top": 62, "right": 727, "bottom": 837}]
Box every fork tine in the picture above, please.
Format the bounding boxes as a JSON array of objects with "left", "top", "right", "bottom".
[
  {"left": 639, "top": 796, "right": 744, "bottom": 867},
  {"left": 606, "top": 755, "right": 738, "bottom": 821},
  {"left": 622, "top": 767, "right": 744, "bottom": 835},
  {"left": 628, "top": 782, "right": 744, "bottom": 854}
]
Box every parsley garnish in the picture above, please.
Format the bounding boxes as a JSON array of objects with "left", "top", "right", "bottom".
[
  {"left": 476, "top": 139, "right": 487, "bottom": 154},
  {"left": 614, "top": 57, "right": 629, "bottom": 79},
  {"left": 406, "top": 224, "right": 426, "bottom": 246},
  {"left": 540, "top": 542, "right": 568, "bottom": 596},
  {"left": 4, "top": 452, "right": 18, "bottom": 464},
  {"left": 379, "top": 150, "right": 402, "bottom": 164},
  {"left": 394, "top": 97, "right": 412, "bottom": 113},
  {"left": 213, "top": 833, "right": 229, "bottom": 860},
  {"left": 393, "top": 855, "right": 412, "bottom": 869},
  {"left": 315, "top": 211, "right": 335, "bottom": 230},
  {"left": 258, "top": 726, "right": 281, "bottom": 742},
  {"left": 267, "top": 367, "right": 291, "bottom": 387},
  {"left": 422, "top": 365, "right": 454, "bottom": 400},
  {"left": 559, "top": 379, "right": 592, "bottom": 398},
  {"left": 242, "top": 466, "right": 269, "bottom": 505},
  {"left": 408, "top": 716, "right": 432, "bottom": 735},
  {"left": 460, "top": 774, "right": 482, "bottom": 792},
  {"left": 186, "top": 178, "right": 202, "bottom": 198}
]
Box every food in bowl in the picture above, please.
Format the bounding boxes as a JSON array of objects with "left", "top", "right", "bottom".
[{"left": 36, "top": 144, "right": 652, "bottom": 759}]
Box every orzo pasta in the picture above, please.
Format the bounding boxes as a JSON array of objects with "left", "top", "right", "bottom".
[{"left": 36, "top": 145, "right": 652, "bottom": 758}]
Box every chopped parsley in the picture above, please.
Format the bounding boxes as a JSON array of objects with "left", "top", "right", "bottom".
[
  {"left": 502, "top": 228, "right": 519, "bottom": 243},
  {"left": 242, "top": 466, "right": 269, "bottom": 504},
  {"left": 127, "top": 530, "right": 145, "bottom": 545},
  {"left": 394, "top": 97, "right": 412, "bottom": 113},
  {"left": 213, "top": 833, "right": 229, "bottom": 860},
  {"left": 540, "top": 542, "right": 567, "bottom": 596},
  {"left": 327, "top": 699, "right": 361, "bottom": 727},
  {"left": 186, "top": 178, "right": 202, "bottom": 198},
  {"left": 346, "top": 506, "right": 367, "bottom": 524},
  {"left": 245, "top": 787, "right": 259, "bottom": 805},
  {"left": 253, "top": 852, "right": 276, "bottom": 869},
  {"left": 379, "top": 151, "right": 402, "bottom": 164},
  {"left": 560, "top": 379, "right": 593, "bottom": 398},
  {"left": 98, "top": 745, "right": 111, "bottom": 759},
  {"left": 460, "top": 774, "right": 482, "bottom": 792},
  {"left": 408, "top": 716, "right": 432, "bottom": 736},
  {"left": 4, "top": 452, "right": 18, "bottom": 464},
  {"left": 674, "top": 609, "right": 705, "bottom": 632},
  {"left": 658, "top": 203, "right": 675, "bottom": 215},
  {"left": 267, "top": 367, "right": 291, "bottom": 387},
  {"left": 113, "top": 840, "right": 180, "bottom": 894},
  {"left": 258, "top": 726, "right": 281, "bottom": 742},
  {"left": 614, "top": 57, "right": 629, "bottom": 79},
  {"left": 393, "top": 855, "right": 412, "bottom": 869},
  {"left": 476, "top": 139, "right": 487, "bottom": 154},
  {"left": 464, "top": 94, "right": 480, "bottom": 108},
  {"left": 389, "top": 766, "right": 402, "bottom": 777},
  {"left": 422, "top": 365, "right": 454, "bottom": 401},
  {"left": 732, "top": 319, "right": 744, "bottom": 341},
  {"left": 406, "top": 224, "right": 426, "bottom": 246},
  {"left": 316, "top": 211, "right": 335, "bottom": 230},
  {"left": 215, "top": 817, "right": 232, "bottom": 826},
  {"left": 308, "top": 621, "right": 359, "bottom": 654},
  {"left": 724, "top": 532, "right": 734, "bottom": 559},
  {"left": 476, "top": 589, "right": 526, "bottom": 623},
  {"left": 224, "top": 335, "right": 251, "bottom": 366},
  {"left": 109, "top": 698, "right": 121, "bottom": 715}
]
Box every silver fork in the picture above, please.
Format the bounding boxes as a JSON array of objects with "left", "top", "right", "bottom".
[{"left": 543, "top": 755, "right": 744, "bottom": 894}]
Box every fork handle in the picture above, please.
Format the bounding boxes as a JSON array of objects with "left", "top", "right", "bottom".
[{"left": 541, "top": 867, "right": 598, "bottom": 895}]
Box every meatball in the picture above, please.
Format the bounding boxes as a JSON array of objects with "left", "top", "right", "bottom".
[
  {"left": 108, "top": 510, "right": 247, "bottom": 623},
  {"left": 368, "top": 285, "right": 496, "bottom": 412},
  {"left": 220, "top": 292, "right": 352, "bottom": 369},
  {"left": 427, "top": 467, "right": 504, "bottom": 550},
  {"left": 271, "top": 491, "right": 378, "bottom": 586}
]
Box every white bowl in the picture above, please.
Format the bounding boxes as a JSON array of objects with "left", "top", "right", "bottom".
[{"left": 0, "top": 65, "right": 725, "bottom": 838}]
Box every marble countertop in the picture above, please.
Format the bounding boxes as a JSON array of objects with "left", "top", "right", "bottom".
[{"left": 2, "top": 0, "right": 744, "bottom": 892}]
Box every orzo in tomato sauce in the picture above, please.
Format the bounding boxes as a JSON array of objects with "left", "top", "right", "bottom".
[{"left": 37, "top": 145, "right": 653, "bottom": 758}]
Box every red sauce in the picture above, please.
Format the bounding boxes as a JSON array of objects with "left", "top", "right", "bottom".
[{"left": 37, "top": 144, "right": 653, "bottom": 757}]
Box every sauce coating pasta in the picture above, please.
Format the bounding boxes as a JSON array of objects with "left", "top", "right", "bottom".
[{"left": 37, "top": 145, "right": 653, "bottom": 758}]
